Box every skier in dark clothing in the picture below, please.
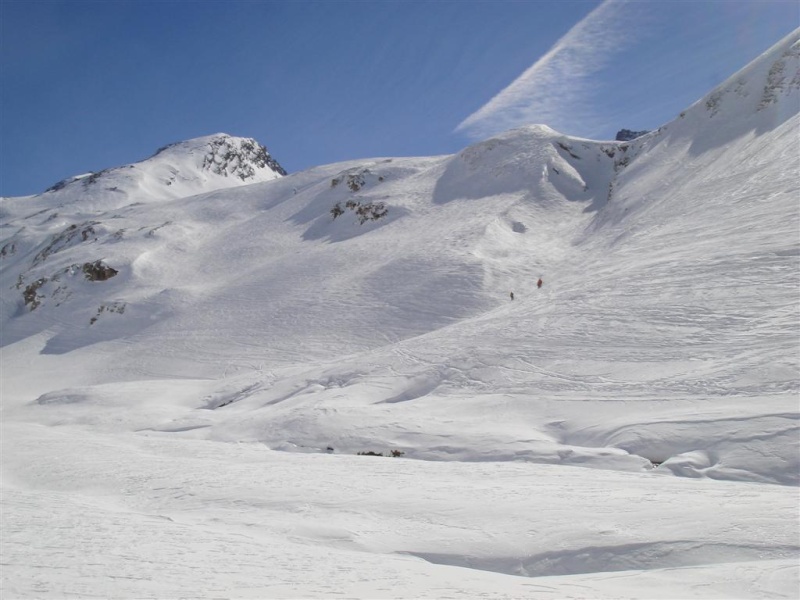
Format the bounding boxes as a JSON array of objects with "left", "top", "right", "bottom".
[
  {"left": 510, "top": 292, "right": 515, "bottom": 300},
  {"left": 537, "top": 278, "right": 543, "bottom": 289}
]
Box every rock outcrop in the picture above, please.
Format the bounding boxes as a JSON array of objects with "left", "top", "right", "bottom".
[{"left": 615, "top": 129, "right": 650, "bottom": 142}]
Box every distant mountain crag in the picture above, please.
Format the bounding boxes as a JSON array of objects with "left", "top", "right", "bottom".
[
  {"left": 615, "top": 129, "right": 650, "bottom": 141},
  {"left": 44, "top": 134, "right": 287, "bottom": 195},
  {"left": 158, "top": 135, "right": 288, "bottom": 179}
]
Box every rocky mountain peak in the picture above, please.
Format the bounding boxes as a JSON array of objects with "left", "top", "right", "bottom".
[
  {"left": 39, "top": 133, "right": 286, "bottom": 205},
  {"left": 153, "top": 133, "right": 287, "bottom": 180}
]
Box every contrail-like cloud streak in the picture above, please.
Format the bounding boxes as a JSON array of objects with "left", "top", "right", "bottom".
[{"left": 456, "top": 0, "right": 647, "bottom": 140}]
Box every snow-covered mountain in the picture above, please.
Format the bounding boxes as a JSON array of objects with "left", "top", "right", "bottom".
[
  {"left": 2, "top": 31, "right": 799, "bottom": 599},
  {"left": 34, "top": 133, "right": 285, "bottom": 209}
]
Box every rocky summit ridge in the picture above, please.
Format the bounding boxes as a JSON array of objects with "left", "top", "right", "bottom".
[{"left": 40, "top": 133, "right": 286, "bottom": 203}]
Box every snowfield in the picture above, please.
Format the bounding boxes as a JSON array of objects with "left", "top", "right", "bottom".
[{"left": 1, "top": 31, "right": 799, "bottom": 599}]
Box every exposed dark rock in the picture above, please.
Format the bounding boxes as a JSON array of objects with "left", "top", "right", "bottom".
[
  {"left": 83, "top": 170, "right": 108, "bottom": 186},
  {"left": 82, "top": 261, "right": 118, "bottom": 281},
  {"left": 331, "top": 200, "right": 388, "bottom": 224},
  {"left": 42, "top": 172, "right": 103, "bottom": 193},
  {"left": 202, "top": 137, "right": 287, "bottom": 180},
  {"left": 330, "top": 167, "right": 386, "bottom": 192},
  {"left": 34, "top": 221, "right": 100, "bottom": 265},
  {"left": 332, "top": 172, "right": 367, "bottom": 191},
  {"left": 90, "top": 301, "right": 126, "bottom": 324},
  {"left": 615, "top": 129, "right": 650, "bottom": 142},
  {"left": 44, "top": 179, "right": 69, "bottom": 193},
  {"left": 23, "top": 278, "right": 47, "bottom": 310},
  {"left": 760, "top": 44, "right": 800, "bottom": 109},
  {"left": 556, "top": 141, "right": 581, "bottom": 159}
]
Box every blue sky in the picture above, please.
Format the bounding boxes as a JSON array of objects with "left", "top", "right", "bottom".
[{"left": 1, "top": 0, "right": 797, "bottom": 196}]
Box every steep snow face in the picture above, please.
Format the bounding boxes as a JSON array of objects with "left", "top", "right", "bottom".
[{"left": 1, "top": 31, "right": 799, "bottom": 600}]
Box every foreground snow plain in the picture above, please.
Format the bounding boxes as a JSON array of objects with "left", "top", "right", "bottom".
[{"left": 2, "top": 32, "right": 799, "bottom": 599}]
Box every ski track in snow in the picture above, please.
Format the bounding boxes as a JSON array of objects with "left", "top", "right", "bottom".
[{"left": 1, "top": 34, "right": 800, "bottom": 599}]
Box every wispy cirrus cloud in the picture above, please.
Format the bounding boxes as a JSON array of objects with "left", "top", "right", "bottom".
[{"left": 455, "top": 0, "right": 649, "bottom": 140}]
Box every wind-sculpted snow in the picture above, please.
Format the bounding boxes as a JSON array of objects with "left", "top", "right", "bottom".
[{"left": 1, "top": 29, "right": 799, "bottom": 599}]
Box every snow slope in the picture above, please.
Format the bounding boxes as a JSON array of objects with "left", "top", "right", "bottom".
[{"left": 1, "top": 30, "right": 799, "bottom": 599}]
